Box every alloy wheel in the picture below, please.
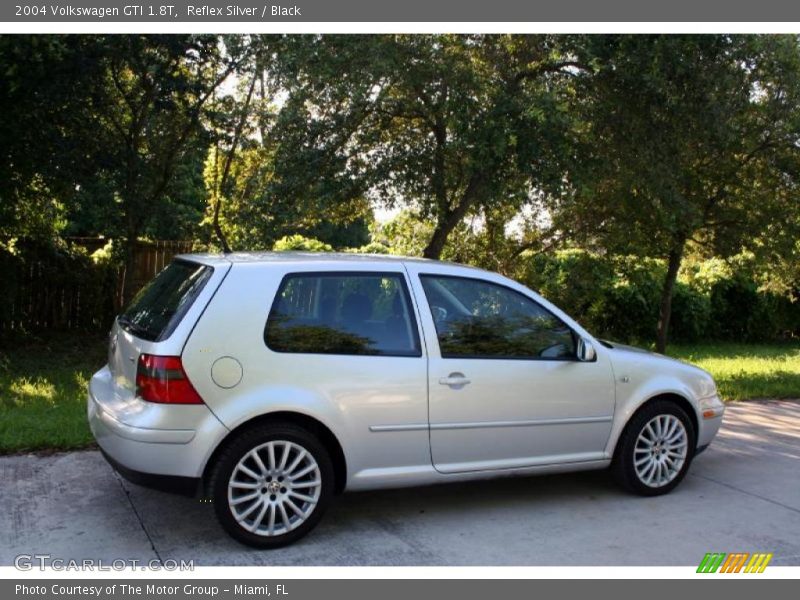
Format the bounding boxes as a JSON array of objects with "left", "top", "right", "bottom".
[
  {"left": 227, "top": 440, "right": 322, "bottom": 536},
  {"left": 633, "top": 414, "right": 688, "bottom": 488}
]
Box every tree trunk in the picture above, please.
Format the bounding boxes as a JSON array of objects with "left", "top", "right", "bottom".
[
  {"left": 121, "top": 226, "right": 138, "bottom": 307},
  {"left": 212, "top": 72, "right": 258, "bottom": 254},
  {"left": 655, "top": 240, "right": 685, "bottom": 354},
  {"left": 422, "top": 175, "right": 485, "bottom": 259},
  {"left": 423, "top": 214, "right": 457, "bottom": 259}
]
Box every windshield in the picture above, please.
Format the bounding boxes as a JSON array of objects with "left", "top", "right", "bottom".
[{"left": 118, "top": 260, "right": 212, "bottom": 342}]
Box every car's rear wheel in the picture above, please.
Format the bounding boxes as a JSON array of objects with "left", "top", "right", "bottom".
[
  {"left": 210, "top": 423, "right": 333, "bottom": 548},
  {"left": 612, "top": 400, "right": 696, "bottom": 496}
]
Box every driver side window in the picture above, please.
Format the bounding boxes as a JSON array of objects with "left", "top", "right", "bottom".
[{"left": 419, "top": 275, "right": 576, "bottom": 360}]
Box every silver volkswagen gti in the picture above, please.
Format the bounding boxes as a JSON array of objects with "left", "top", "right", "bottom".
[{"left": 88, "top": 252, "right": 724, "bottom": 547}]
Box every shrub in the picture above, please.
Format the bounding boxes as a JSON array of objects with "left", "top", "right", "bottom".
[
  {"left": 670, "top": 282, "right": 712, "bottom": 342},
  {"left": 519, "top": 250, "right": 615, "bottom": 324},
  {"left": 272, "top": 235, "right": 334, "bottom": 252},
  {"left": 517, "top": 250, "right": 799, "bottom": 345},
  {"left": 343, "top": 241, "right": 391, "bottom": 254}
]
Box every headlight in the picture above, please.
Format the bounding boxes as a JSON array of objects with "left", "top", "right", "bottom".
[{"left": 697, "top": 376, "right": 718, "bottom": 399}]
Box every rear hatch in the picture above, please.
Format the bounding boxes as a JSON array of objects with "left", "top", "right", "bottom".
[{"left": 108, "top": 257, "right": 228, "bottom": 403}]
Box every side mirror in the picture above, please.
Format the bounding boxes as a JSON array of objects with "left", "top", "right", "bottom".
[{"left": 577, "top": 337, "right": 596, "bottom": 362}]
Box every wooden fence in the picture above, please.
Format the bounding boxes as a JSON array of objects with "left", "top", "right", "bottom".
[{"left": 0, "top": 238, "right": 194, "bottom": 333}]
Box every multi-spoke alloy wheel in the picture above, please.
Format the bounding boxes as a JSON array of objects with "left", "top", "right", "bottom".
[
  {"left": 211, "top": 423, "right": 333, "bottom": 548},
  {"left": 612, "top": 400, "right": 696, "bottom": 496},
  {"left": 633, "top": 414, "right": 688, "bottom": 488},
  {"left": 228, "top": 441, "right": 322, "bottom": 536}
]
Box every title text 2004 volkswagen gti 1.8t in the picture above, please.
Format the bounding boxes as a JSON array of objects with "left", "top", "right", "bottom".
[{"left": 88, "top": 252, "right": 725, "bottom": 548}]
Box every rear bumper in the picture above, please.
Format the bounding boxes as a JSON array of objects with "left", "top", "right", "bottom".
[
  {"left": 100, "top": 448, "right": 200, "bottom": 496},
  {"left": 90, "top": 393, "right": 197, "bottom": 444},
  {"left": 88, "top": 366, "right": 229, "bottom": 481}
]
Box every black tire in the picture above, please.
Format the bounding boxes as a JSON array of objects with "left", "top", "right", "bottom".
[
  {"left": 611, "top": 400, "right": 696, "bottom": 496},
  {"left": 210, "top": 422, "right": 334, "bottom": 548}
]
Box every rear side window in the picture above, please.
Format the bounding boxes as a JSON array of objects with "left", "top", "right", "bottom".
[
  {"left": 119, "top": 260, "right": 213, "bottom": 342},
  {"left": 265, "top": 272, "right": 421, "bottom": 357}
]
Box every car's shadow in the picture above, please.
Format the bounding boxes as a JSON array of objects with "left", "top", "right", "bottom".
[{"left": 123, "top": 468, "right": 631, "bottom": 565}]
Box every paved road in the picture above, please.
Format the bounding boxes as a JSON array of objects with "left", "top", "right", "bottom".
[{"left": 2, "top": 400, "right": 799, "bottom": 566}]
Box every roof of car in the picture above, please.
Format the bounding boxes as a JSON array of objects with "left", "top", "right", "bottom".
[{"left": 177, "top": 251, "right": 484, "bottom": 272}]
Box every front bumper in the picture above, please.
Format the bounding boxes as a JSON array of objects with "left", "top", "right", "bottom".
[
  {"left": 88, "top": 366, "right": 229, "bottom": 483},
  {"left": 696, "top": 393, "right": 725, "bottom": 449}
]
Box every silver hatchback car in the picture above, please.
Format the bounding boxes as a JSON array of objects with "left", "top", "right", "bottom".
[{"left": 89, "top": 252, "right": 724, "bottom": 547}]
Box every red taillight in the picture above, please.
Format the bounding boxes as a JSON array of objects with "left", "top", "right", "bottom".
[{"left": 136, "top": 354, "right": 204, "bottom": 405}]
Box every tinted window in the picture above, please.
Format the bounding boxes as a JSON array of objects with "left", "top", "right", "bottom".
[
  {"left": 420, "top": 275, "right": 576, "bottom": 360},
  {"left": 265, "top": 273, "right": 421, "bottom": 357},
  {"left": 119, "top": 260, "right": 212, "bottom": 342}
]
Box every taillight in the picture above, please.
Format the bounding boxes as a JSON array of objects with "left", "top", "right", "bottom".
[{"left": 136, "top": 354, "right": 204, "bottom": 405}]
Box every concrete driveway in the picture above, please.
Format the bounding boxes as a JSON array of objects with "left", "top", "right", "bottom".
[{"left": 2, "top": 400, "right": 799, "bottom": 566}]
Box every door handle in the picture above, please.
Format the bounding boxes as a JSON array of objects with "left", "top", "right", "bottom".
[{"left": 439, "top": 373, "right": 471, "bottom": 387}]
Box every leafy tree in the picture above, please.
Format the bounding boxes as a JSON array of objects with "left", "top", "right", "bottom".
[
  {"left": 202, "top": 139, "right": 373, "bottom": 251},
  {"left": 0, "top": 36, "right": 106, "bottom": 240},
  {"left": 83, "top": 35, "right": 247, "bottom": 299},
  {"left": 0, "top": 34, "right": 248, "bottom": 300},
  {"left": 561, "top": 35, "right": 800, "bottom": 351},
  {"left": 201, "top": 37, "right": 373, "bottom": 252},
  {"left": 263, "top": 34, "right": 583, "bottom": 259}
]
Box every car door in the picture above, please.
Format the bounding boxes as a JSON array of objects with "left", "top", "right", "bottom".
[{"left": 404, "top": 264, "right": 616, "bottom": 474}]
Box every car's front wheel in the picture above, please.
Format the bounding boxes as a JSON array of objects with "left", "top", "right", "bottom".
[
  {"left": 612, "top": 400, "right": 696, "bottom": 496},
  {"left": 210, "top": 422, "right": 334, "bottom": 548}
]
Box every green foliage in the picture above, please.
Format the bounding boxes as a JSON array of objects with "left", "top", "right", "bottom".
[
  {"left": 90, "top": 239, "right": 124, "bottom": 266},
  {"left": 202, "top": 144, "right": 274, "bottom": 250},
  {"left": 520, "top": 249, "right": 615, "bottom": 319},
  {"left": 370, "top": 210, "right": 435, "bottom": 256},
  {"left": 343, "top": 241, "right": 390, "bottom": 255},
  {"left": 303, "top": 217, "right": 371, "bottom": 250},
  {"left": 516, "top": 249, "right": 800, "bottom": 344},
  {"left": 1, "top": 34, "right": 242, "bottom": 252},
  {"left": 265, "top": 35, "right": 583, "bottom": 258},
  {"left": 201, "top": 137, "right": 373, "bottom": 252},
  {"left": 669, "top": 283, "right": 713, "bottom": 343},
  {"left": 272, "top": 235, "right": 334, "bottom": 252},
  {"left": 558, "top": 35, "right": 800, "bottom": 349},
  {"left": 565, "top": 35, "right": 800, "bottom": 258},
  {"left": 0, "top": 36, "right": 103, "bottom": 240},
  {"left": 682, "top": 253, "right": 800, "bottom": 341}
]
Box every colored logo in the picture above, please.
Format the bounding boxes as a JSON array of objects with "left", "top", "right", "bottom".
[{"left": 697, "top": 552, "right": 773, "bottom": 573}]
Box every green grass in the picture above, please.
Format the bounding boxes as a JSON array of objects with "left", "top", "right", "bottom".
[
  {"left": 0, "top": 334, "right": 798, "bottom": 454},
  {"left": 668, "top": 343, "right": 800, "bottom": 401},
  {"left": 0, "top": 333, "right": 106, "bottom": 454}
]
